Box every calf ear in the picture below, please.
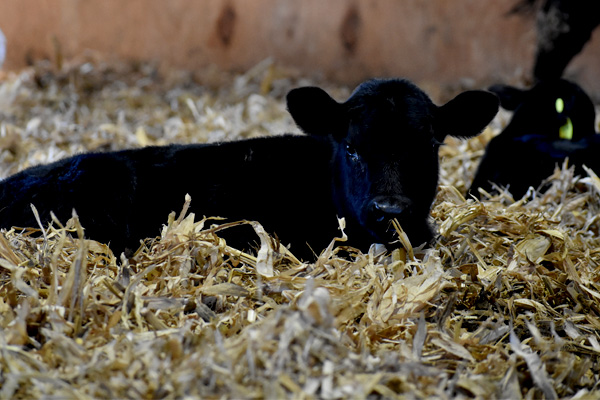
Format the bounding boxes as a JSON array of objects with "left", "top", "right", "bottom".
[
  {"left": 488, "top": 84, "right": 526, "bottom": 110},
  {"left": 435, "top": 90, "right": 499, "bottom": 140},
  {"left": 287, "top": 87, "right": 347, "bottom": 137}
]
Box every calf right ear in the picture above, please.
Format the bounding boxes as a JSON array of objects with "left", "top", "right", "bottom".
[
  {"left": 286, "top": 87, "right": 347, "bottom": 137},
  {"left": 435, "top": 90, "right": 500, "bottom": 139},
  {"left": 488, "top": 84, "right": 526, "bottom": 111}
]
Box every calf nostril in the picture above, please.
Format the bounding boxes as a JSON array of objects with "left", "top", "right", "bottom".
[{"left": 371, "top": 201, "right": 404, "bottom": 223}]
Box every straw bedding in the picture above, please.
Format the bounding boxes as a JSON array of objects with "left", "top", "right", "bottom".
[{"left": 1, "top": 58, "right": 599, "bottom": 399}]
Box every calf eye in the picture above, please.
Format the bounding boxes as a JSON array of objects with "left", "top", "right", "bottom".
[{"left": 345, "top": 143, "right": 360, "bottom": 162}]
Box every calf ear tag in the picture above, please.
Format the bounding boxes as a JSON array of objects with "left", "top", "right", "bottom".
[
  {"left": 555, "top": 98, "right": 573, "bottom": 140},
  {"left": 555, "top": 98, "right": 564, "bottom": 113},
  {"left": 559, "top": 117, "right": 573, "bottom": 140}
]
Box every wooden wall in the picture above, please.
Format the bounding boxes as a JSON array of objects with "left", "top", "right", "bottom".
[{"left": 1, "top": 0, "right": 599, "bottom": 97}]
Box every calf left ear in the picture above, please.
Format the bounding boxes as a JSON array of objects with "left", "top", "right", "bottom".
[
  {"left": 287, "top": 87, "right": 347, "bottom": 137},
  {"left": 435, "top": 91, "right": 499, "bottom": 140}
]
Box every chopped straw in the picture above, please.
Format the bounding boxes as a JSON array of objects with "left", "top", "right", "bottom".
[{"left": 1, "top": 58, "right": 599, "bottom": 398}]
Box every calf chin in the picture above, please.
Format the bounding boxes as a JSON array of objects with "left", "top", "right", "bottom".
[{"left": 363, "top": 217, "right": 434, "bottom": 249}]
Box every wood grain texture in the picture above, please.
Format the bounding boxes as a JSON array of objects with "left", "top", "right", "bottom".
[{"left": 0, "top": 0, "right": 598, "bottom": 96}]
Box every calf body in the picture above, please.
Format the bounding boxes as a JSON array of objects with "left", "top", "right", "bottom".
[
  {"left": 1, "top": 137, "right": 336, "bottom": 256},
  {"left": 0, "top": 79, "right": 499, "bottom": 258},
  {"left": 470, "top": 79, "right": 598, "bottom": 199}
]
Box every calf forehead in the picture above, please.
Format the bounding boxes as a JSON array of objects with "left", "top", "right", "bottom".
[{"left": 346, "top": 79, "right": 436, "bottom": 146}]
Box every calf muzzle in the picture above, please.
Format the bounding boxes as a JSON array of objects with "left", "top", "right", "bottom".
[{"left": 367, "top": 196, "right": 410, "bottom": 225}]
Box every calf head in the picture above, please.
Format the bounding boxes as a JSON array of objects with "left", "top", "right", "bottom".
[
  {"left": 469, "top": 79, "right": 597, "bottom": 199},
  {"left": 287, "top": 78, "right": 499, "bottom": 246},
  {"left": 489, "top": 79, "right": 596, "bottom": 141}
]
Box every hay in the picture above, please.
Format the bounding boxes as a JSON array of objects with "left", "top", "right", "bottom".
[{"left": 1, "top": 59, "right": 600, "bottom": 398}]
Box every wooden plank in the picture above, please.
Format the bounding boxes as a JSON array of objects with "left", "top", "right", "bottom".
[{"left": 0, "top": 0, "right": 599, "bottom": 97}]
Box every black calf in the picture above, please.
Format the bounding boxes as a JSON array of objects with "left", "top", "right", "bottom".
[
  {"left": 0, "top": 79, "right": 499, "bottom": 258},
  {"left": 470, "top": 79, "right": 598, "bottom": 199}
]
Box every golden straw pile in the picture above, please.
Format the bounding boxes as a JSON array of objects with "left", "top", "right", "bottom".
[{"left": 1, "top": 59, "right": 599, "bottom": 399}]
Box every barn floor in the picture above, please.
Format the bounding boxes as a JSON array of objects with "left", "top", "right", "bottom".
[{"left": 1, "top": 58, "right": 599, "bottom": 399}]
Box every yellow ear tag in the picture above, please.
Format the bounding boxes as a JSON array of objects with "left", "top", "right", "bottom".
[
  {"left": 559, "top": 117, "right": 573, "bottom": 140},
  {"left": 555, "top": 97, "right": 564, "bottom": 113},
  {"left": 555, "top": 98, "right": 573, "bottom": 140}
]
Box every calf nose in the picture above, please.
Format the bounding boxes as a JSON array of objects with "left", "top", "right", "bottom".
[{"left": 368, "top": 197, "right": 406, "bottom": 224}]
